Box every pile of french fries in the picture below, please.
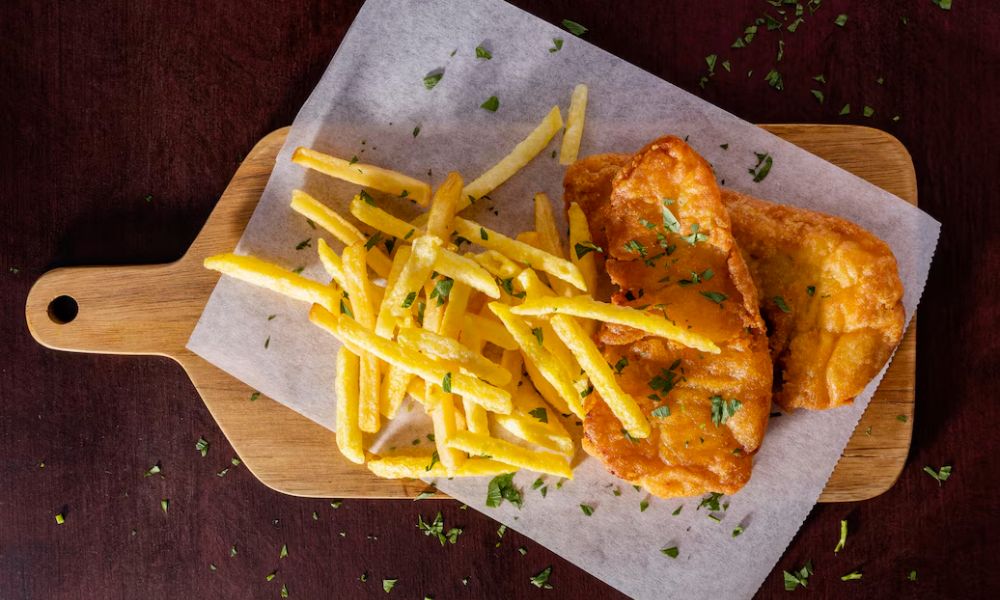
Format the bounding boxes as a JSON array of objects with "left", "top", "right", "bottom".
[{"left": 205, "top": 87, "right": 716, "bottom": 481}]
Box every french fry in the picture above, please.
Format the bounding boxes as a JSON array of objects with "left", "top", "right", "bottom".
[
  {"left": 511, "top": 296, "right": 720, "bottom": 353},
  {"left": 559, "top": 84, "right": 589, "bottom": 165},
  {"left": 292, "top": 147, "right": 431, "bottom": 207},
  {"left": 374, "top": 245, "right": 412, "bottom": 339},
  {"left": 433, "top": 249, "right": 501, "bottom": 298},
  {"left": 422, "top": 278, "right": 445, "bottom": 332},
  {"left": 316, "top": 238, "right": 347, "bottom": 288},
  {"left": 549, "top": 314, "right": 651, "bottom": 438},
  {"left": 453, "top": 217, "right": 586, "bottom": 291},
  {"left": 342, "top": 244, "right": 381, "bottom": 433},
  {"left": 426, "top": 384, "right": 466, "bottom": 472},
  {"left": 458, "top": 316, "right": 491, "bottom": 434},
  {"left": 500, "top": 349, "right": 524, "bottom": 394},
  {"left": 461, "top": 106, "right": 564, "bottom": 207},
  {"left": 515, "top": 231, "right": 541, "bottom": 247},
  {"left": 488, "top": 302, "right": 584, "bottom": 417},
  {"left": 366, "top": 455, "right": 516, "bottom": 479},
  {"left": 396, "top": 328, "right": 512, "bottom": 387},
  {"left": 380, "top": 364, "right": 413, "bottom": 419},
  {"left": 463, "top": 313, "right": 518, "bottom": 350},
  {"left": 310, "top": 305, "right": 513, "bottom": 413},
  {"left": 349, "top": 194, "right": 423, "bottom": 241},
  {"left": 447, "top": 431, "right": 573, "bottom": 478},
  {"left": 438, "top": 280, "right": 472, "bottom": 339},
  {"left": 204, "top": 253, "right": 339, "bottom": 313},
  {"left": 567, "top": 202, "right": 599, "bottom": 323},
  {"left": 289, "top": 190, "right": 392, "bottom": 278},
  {"left": 334, "top": 347, "right": 365, "bottom": 464},
  {"left": 532, "top": 193, "right": 574, "bottom": 296},
  {"left": 493, "top": 412, "right": 575, "bottom": 457},
  {"left": 427, "top": 172, "right": 462, "bottom": 241},
  {"left": 470, "top": 250, "right": 522, "bottom": 279},
  {"left": 380, "top": 236, "right": 440, "bottom": 329},
  {"left": 513, "top": 269, "right": 580, "bottom": 374}
]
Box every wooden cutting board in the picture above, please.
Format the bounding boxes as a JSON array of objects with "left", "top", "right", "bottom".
[{"left": 24, "top": 125, "right": 917, "bottom": 503}]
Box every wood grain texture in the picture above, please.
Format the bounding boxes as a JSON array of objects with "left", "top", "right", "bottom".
[{"left": 25, "top": 124, "right": 916, "bottom": 503}]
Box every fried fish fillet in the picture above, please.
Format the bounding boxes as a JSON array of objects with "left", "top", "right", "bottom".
[
  {"left": 564, "top": 153, "right": 906, "bottom": 412},
  {"left": 721, "top": 190, "right": 905, "bottom": 410},
  {"left": 566, "top": 137, "right": 772, "bottom": 498}
]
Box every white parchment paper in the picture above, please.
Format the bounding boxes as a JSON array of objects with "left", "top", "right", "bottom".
[{"left": 188, "top": 2, "right": 940, "bottom": 598}]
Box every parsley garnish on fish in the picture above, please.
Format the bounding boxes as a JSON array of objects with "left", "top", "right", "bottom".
[
  {"left": 700, "top": 290, "right": 728, "bottom": 304},
  {"left": 662, "top": 200, "right": 681, "bottom": 233},
  {"left": 773, "top": 296, "right": 792, "bottom": 313},
  {"left": 710, "top": 396, "right": 742, "bottom": 426},
  {"left": 679, "top": 268, "right": 714, "bottom": 287},
  {"left": 624, "top": 239, "right": 647, "bottom": 256},
  {"left": 613, "top": 357, "right": 629, "bottom": 374},
  {"left": 682, "top": 223, "right": 708, "bottom": 245}
]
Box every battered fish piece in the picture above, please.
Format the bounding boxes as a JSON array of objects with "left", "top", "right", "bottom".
[
  {"left": 563, "top": 153, "right": 906, "bottom": 412},
  {"left": 568, "top": 137, "right": 772, "bottom": 498},
  {"left": 722, "top": 190, "right": 905, "bottom": 410}
]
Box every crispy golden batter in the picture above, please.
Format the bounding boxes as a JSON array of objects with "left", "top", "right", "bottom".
[
  {"left": 721, "top": 190, "right": 905, "bottom": 410},
  {"left": 566, "top": 138, "right": 772, "bottom": 498}
]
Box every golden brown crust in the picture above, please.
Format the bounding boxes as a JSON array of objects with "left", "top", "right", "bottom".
[
  {"left": 570, "top": 137, "right": 772, "bottom": 498},
  {"left": 721, "top": 189, "right": 905, "bottom": 410}
]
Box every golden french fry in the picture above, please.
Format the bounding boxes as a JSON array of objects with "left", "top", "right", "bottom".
[
  {"left": 493, "top": 412, "right": 575, "bottom": 457},
  {"left": 292, "top": 147, "right": 431, "bottom": 206},
  {"left": 426, "top": 384, "right": 466, "bottom": 472},
  {"left": 549, "top": 314, "right": 651, "bottom": 438},
  {"left": 349, "top": 194, "right": 423, "bottom": 241},
  {"left": 334, "top": 347, "right": 365, "bottom": 464},
  {"left": 532, "top": 193, "right": 574, "bottom": 296},
  {"left": 432, "top": 249, "right": 501, "bottom": 298},
  {"left": 515, "top": 231, "right": 541, "bottom": 246},
  {"left": 366, "top": 455, "right": 516, "bottom": 479},
  {"left": 374, "top": 245, "right": 412, "bottom": 338},
  {"left": 447, "top": 431, "right": 573, "bottom": 478},
  {"left": 453, "top": 217, "right": 586, "bottom": 291},
  {"left": 522, "top": 354, "right": 572, "bottom": 416},
  {"left": 509, "top": 269, "right": 580, "bottom": 374},
  {"left": 289, "top": 190, "right": 392, "bottom": 278},
  {"left": 567, "top": 202, "right": 599, "bottom": 323},
  {"left": 439, "top": 280, "right": 472, "bottom": 338},
  {"left": 500, "top": 349, "right": 524, "bottom": 394},
  {"left": 461, "top": 106, "right": 563, "bottom": 207},
  {"left": 511, "top": 296, "right": 720, "bottom": 353},
  {"left": 488, "top": 302, "right": 583, "bottom": 417},
  {"left": 310, "top": 305, "right": 512, "bottom": 413},
  {"left": 463, "top": 313, "right": 518, "bottom": 350},
  {"left": 427, "top": 172, "right": 462, "bottom": 241},
  {"left": 380, "top": 364, "right": 413, "bottom": 419},
  {"left": 470, "top": 250, "right": 522, "bottom": 280},
  {"left": 559, "top": 84, "right": 589, "bottom": 165},
  {"left": 316, "top": 238, "right": 347, "bottom": 288},
  {"left": 396, "top": 328, "right": 511, "bottom": 387},
  {"left": 381, "top": 236, "right": 440, "bottom": 328},
  {"left": 463, "top": 398, "right": 490, "bottom": 434},
  {"left": 341, "top": 244, "right": 381, "bottom": 433},
  {"left": 204, "top": 253, "right": 338, "bottom": 313},
  {"left": 422, "top": 278, "right": 445, "bottom": 332}
]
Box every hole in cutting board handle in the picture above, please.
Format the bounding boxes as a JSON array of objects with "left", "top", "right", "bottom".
[{"left": 47, "top": 295, "right": 79, "bottom": 324}]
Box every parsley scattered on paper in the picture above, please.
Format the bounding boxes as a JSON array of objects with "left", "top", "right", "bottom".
[
  {"left": 475, "top": 46, "right": 492, "bottom": 60},
  {"left": 486, "top": 473, "right": 523, "bottom": 508},
  {"left": 749, "top": 152, "right": 773, "bottom": 182},
  {"left": 580, "top": 504, "right": 594, "bottom": 516},
  {"left": 549, "top": 38, "right": 564, "bottom": 53},
  {"left": 480, "top": 95, "right": 500, "bottom": 112},
  {"left": 423, "top": 72, "right": 443, "bottom": 90},
  {"left": 661, "top": 546, "right": 679, "bottom": 558}
]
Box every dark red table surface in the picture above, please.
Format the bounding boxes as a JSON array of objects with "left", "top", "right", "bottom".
[{"left": 2, "top": 1, "right": 998, "bottom": 599}]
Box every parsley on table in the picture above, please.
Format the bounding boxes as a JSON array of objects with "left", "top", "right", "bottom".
[
  {"left": 414, "top": 489, "right": 436, "bottom": 501},
  {"left": 529, "top": 407, "right": 548, "bottom": 423},
  {"left": 908, "top": 570, "right": 917, "bottom": 581},
  {"left": 932, "top": 0, "right": 952, "bottom": 9},
  {"left": 549, "top": 38, "right": 564, "bottom": 53},
  {"left": 530, "top": 566, "right": 554, "bottom": 589},
  {"left": 749, "top": 152, "right": 773, "bottom": 182},
  {"left": 661, "top": 546, "right": 679, "bottom": 558},
  {"left": 863, "top": 105, "right": 875, "bottom": 118},
  {"left": 811, "top": 89, "right": 825, "bottom": 103},
  {"left": 423, "top": 72, "right": 443, "bottom": 90},
  {"left": 575, "top": 241, "right": 602, "bottom": 258},
  {"left": 839, "top": 103, "right": 851, "bottom": 115},
  {"left": 764, "top": 68, "right": 783, "bottom": 90},
  {"left": 835, "top": 519, "right": 848, "bottom": 552},
  {"left": 383, "top": 579, "right": 398, "bottom": 593},
  {"left": 783, "top": 560, "right": 813, "bottom": 590},
  {"left": 161, "top": 499, "right": 169, "bottom": 513},
  {"left": 841, "top": 571, "right": 863, "bottom": 581},
  {"left": 55, "top": 513, "right": 65, "bottom": 525},
  {"left": 144, "top": 463, "right": 161, "bottom": 477},
  {"left": 710, "top": 396, "right": 742, "bottom": 426},
  {"left": 923, "top": 465, "right": 952, "bottom": 485},
  {"left": 279, "top": 544, "right": 288, "bottom": 559},
  {"left": 475, "top": 46, "right": 492, "bottom": 60},
  {"left": 196, "top": 437, "right": 209, "bottom": 457},
  {"left": 486, "top": 473, "right": 523, "bottom": 508},
  {"left": 835, "top": 14, "right": 848, "bottom": 27},
  {"left": 580, "top": 504, "right": 594, "bottom": 516},
  {"left": 561, "top": 19, "right": 587, "bottom": 36},
  {"left": 265, "top": 571, "right": 277, "bottom": 582},
  {"left": 896, "top": 414, "right": 908, "bottom": 422}
]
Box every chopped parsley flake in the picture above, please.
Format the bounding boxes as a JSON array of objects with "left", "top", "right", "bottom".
[
  {"left": 144, "top": 463, "right": 162, "bottom": 477},
  {"left": 839, "top": 103, "right": 851, "bottom": 115},
  {"left": 806, "top": 285, "right": 816, "bottom": 296},
  {"left": 475, "top": 46, "right": 492, "bottom": 60},
  {"left": 550, "top": 38, "right": 564, "bottom": 53},
  {"left": 662, "top": 201, "right": 681, "bottom": 233},
  {"left": 423, "top": 72, "right": 443, "bottom": 90},
  {"left": 279, "top": 544, "right": 288, "bottom": 559},
  {"left": 340, "top": 298, "right": 353, "bottom": 319},
  {"left": 486, "top": 473, "right": 523, "bottom": 508},
  {"left": 531, "top": 478, "right": 544, "bottom": 490},
  {"left": 640, "top": 500, "right": 650, "bottom": 512},
  {"left": 896, "top": 414, "right": 908, "bottom": 423},
  {"left": 480, "top": 96, "right": 500, "bottom": 112},
  {"left": 265, "top": 571, "right": 277, "bottom": 582},
  {"left": 863, "top": 105, "right": 875, "bottom": 118},
  {"left": 295, "top": 238, "right": 311, "bottom": 250},
  {"left": 613, "top": 357, "right": 629, "bottom": 374},
  {"left": 531, "top": 327, "right": 544, "bottom": 345},
  {"left": 529, "top": 407, "right": 548, "bottom": 423},
  {"left": 710, "top": 396, "right": 742, "bottom": 426},
  {"left": 530, "top": 566, "right": 553, "bottom": 589},
  {"left": 359, "top": 189, "right": 376, "bottom": 205},
  {"left": 401, "top": 291, "right": 417, "bottom": 309},
  {"left": 55, "top": 512, "right": 65, "bottom": 524},
  {"left": 672, "top": 505, "right": 683, "bottom": 516},
  {"left": 161, "top": 499, "right": 169, "bottom": 513},
  {"left": 661, "top": 546, "right": 679, "bottom": 558},
  {"left": 624, "top": 239, "right": 647, "bottom": 256},
  {"left": 441, "top": 372, "right": 453, "bottom": 393},
  {"left": 749, "top": 152, "right": 773, "bottom": 182},
  {"left": 480, "top": 227, "right": 489, "bottom": 240},
  {"left": 773, "top": 296, "right": 792, "bottom": 313},
  {"left": 835, "top": 14, "right": 848, "bottom": 27},
  {"left": 430, "top": 277, "right": 454, "bottom": 306},
  {"left": 575, "top": 241, "right": 603, "bottom": 258},
  {"left": 425, "top": 451, "right": 440, "bottom": 472},
  {"left": 784, "top": 561, "right": 814, "bottom": 591},
  {"left": 365, "top": 232, "right": 383, "bottom": 251},
  {"left": 580, "top": 504, "right": 594, "bottom": 516},
  {"left": 682, "top": 223, "right": 708, "bottom": 245},
  {"left": 932, "top": 0, "right": 952, "bottom": 9},
  {"left": 764, "top": 68, "right": 784, "bottom": 90},
  {"left": 561, "top": 19, "right": 587, "bottom": 36},
  {"left": 811, "top": 89, "right": 825, "bottom": 103},
  {"left": 732, "top": 525, "right": 744, "bottom": 537},
  {"left": 923, "top": 465, "right": 952, "bottom": 485},
  {"left": 196, "top": 437, "right": 209, "bottom": 457},
  {"left": 382, "top": 579, "right": 397, "bottom": 593},
  {"left": 700, "top": 291, "right": 728, "bottom": 304},
  {"left": 841, "top": 571, "right": 863, "bottom": 581},
  {"left": 908, "top": 570, "right": 917, "bottom": 581},
  {"left": 835, "top": 519, "right": 848, "bottom": 552},
  {"left": 651, "top": 405, "right": 671, "bottom": 418}
]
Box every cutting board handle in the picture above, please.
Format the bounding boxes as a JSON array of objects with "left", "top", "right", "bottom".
[{"left": 25, "top": 260, "right": 201, "bottom": 357}]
